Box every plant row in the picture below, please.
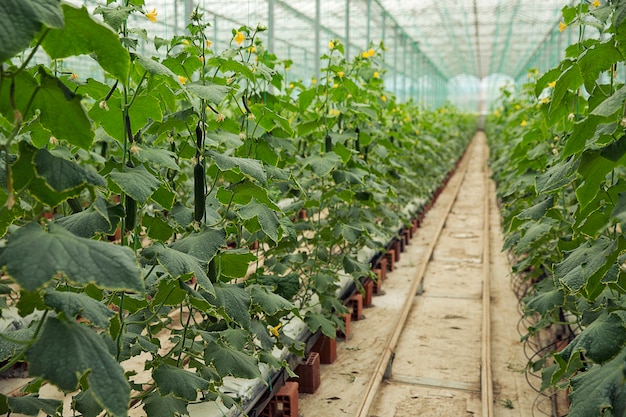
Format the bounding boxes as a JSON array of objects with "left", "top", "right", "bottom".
[
  {"left": 0, "top": 1, "right": 474, "bottom": 416},
  {"left": 487, "top": 2, "right": 626, "bottom": 416}
]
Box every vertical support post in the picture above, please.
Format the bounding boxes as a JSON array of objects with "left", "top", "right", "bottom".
[
  {"left": 268, "top": 0, "right": 275, "bottom": 54},
  {"left": 345, "top": 0, "right": 350, "bottom": 59},
  {"left": 315, "top": 0, "right": 321, "bottom": 77},
  {"left": 213, "top": 15, "right": 218, "bottom": 51},
  {"left": 393, "top": 24, "right": 398, "bottom": 94},
  {"left": 402, "top": 35, "right": 407, "bottom": 101},
  {"left": 381, "top": 12, "right": 386, "bottom": 63},
  {"left": 366, "top": 0, "right": 372, "bottom": 48}
]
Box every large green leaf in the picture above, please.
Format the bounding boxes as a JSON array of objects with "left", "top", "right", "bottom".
[
  {"left": 249, "top": 285, "right": 296, "bottom": 316},
  {"left": 516, "top": 196, "right": 554, "bottom": 221},
  {"left": 41, "top": 4, "right": 130, "bottom": 80},
  {"left": 7, "top": 395, "right": 62, "bottom": 416},
  {"left": 238, "top": 199, "right": 281, "bottom": 243},
  {"left": 142, "top": 392, "right": 188, "bottom": 417},
  {"left": 56, "top": 197, "right": 113, "bottom": 238},
  {"left": 0, "top": 327, "right": 35, "bottom": 362},
  {"left": 153, "top": 364, "right": 209, "bottom": 401},
  {"left": 204, "top": 341, "right": 261, "bottom": 380},
  {"left": 305, "top": 153, "right": 343, "bottom": 177},
  {"left": 109, "top": 164, "right": 160, "bottom": 204},
  {"left": 555, "top": 237, "right": 617, "bottom": 293},
  {"left": 229, "top": 181, "right": 280, "bottom": 210},
  {"left": 559, "top": 312, "right": 626, "bottom": 364},
  {"left": 27, "top": 317, "right": 130, "bottom": 417},
  {"left": 577, "top": 136, "right": 626, "bottom": 209},
  {"left": 304, "top": 311, "right": 336, "bottom": 338},
  {"left": 35, "top": 148, "right": 105, "bottom": 192},
  {"left": 215, "top": 249, "right": 257, "bottom": 279},
  {"left": 141, "top": 244, "right": 214, "bottom": 295},
  {"left": 205, "top": 284, "right": 251, "bottom": 329},
  {"left": 550, "top": 62, "right": 583, "bottom": 115},
  {"left": 73, "top": 390, "right": 103, "bottom": 417},
  {"left": 258, "top": 272, "right": 300, "bottom": 300},
  {"left": 169, "top": 228, "right": 226, "bottom": 262},
  {"left": 524, "top": 279, "right": 565, "bottom": 315},
  {"left": 591, "top": 84, "right": 626, "bottom": 117},
  {"left": 568, "top": 349, "right": 626, "bottom": 417},
  {"left": 0, "top": 222, "right": 143, "bottom": 292},
  {"left": 578, "top": 42, "right": 623, "bottom": 92},
  {"left": 44, "top": 288, "right": 114, "bottom": 328},
  {"left": 207, "top": 151, "right": 267, "bottom": 184},
  {"left": 90, "top": 94, "right": 163, "bottom": 143},
  {"left": 185, "top": 83, "right": 232, "bottom": 104},
  {"left": 535, "top": 157, "right": 578, "bottom": 193},
  {"left": 0, "top": 0, "right": 64, "bottom": 62}
]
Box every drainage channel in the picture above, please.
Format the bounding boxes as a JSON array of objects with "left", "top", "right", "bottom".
[{"left": 296, "top": 132, "right": 499, "bottom": 417}]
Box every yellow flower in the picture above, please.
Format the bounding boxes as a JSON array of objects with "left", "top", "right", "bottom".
[
  {"left": 548, "top": 81, "right": 556, "bottom": 88},
  {"left": 494, "top": 109, "right": 501, "bottom": 117},
  {"left": 182, "top": 39, "right": 190, "bottom": 46},
  {"left": 373, "top": 71, "right": 380, "bottom": 78},
  {"left": 70, "top": 73, "right": 78, "bottom": 80},
  {"left": 289, "top": 83, "right": 294, "bottom": 89},
  {"left": 206, "top": 39, "right": 213, "bottom": 48},
  {"left": 515, "top": 104, "right": 520, "bottom": 110},
  {"left": 328, "top": 109, "right": 341, "bottom": 117},
  {"left": 234, "top": 31, "right": 246, "bottom": 45},
  {"left": 593, "top": 0, "right": 600, "bottom": 7},
  {"left": 270, "top": 322, "right": 282, "bottom": 337},
  {"left": 178, "top": 75, "right": 188, "bottom": 85},
  {"left": 381, "top": 95, "right": 387, "bottom": 102},
  {"left": 520, "top": 120, "right": 527, "bottom": 127},
  {"left": 248, "top": 45, "right": 256, "bottom": 53},
  {"left": 146, "top": 8, "right": 158, "bottom": 23},
  {"left": 311, "top": 78, "right": 317, "bottom": 84},
  {"left": 541, "top": 97, "right": 551, "bottom": 104},
  {"left": 333, "top": 83, "right": 338, "bottom": 88},
  {"left": 362, "top": 51, "right": 369, "bottom": 59},
  {"left": 328, "top": 40, "right": 335, "bottom": 50},
  {"left": 367, "top": 48, "right": 375, "bottom": 57},
  {"left": 559, "top": 22, "right": 567, "bottom": 32},
  {"left": 337, "top": 71, "right": 344, "bottom": 78}
]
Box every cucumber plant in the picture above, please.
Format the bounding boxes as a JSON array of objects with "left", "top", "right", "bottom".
[
  {"left": 0, "top": 1, "right": 474, "bottom": 416},
  {"left": 488, "top": 2, "right": 626, "bottom": 415}
]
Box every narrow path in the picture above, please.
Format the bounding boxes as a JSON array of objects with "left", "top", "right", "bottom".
[{"left": 298, "top": 132, "right": 536, "bottom": 417}]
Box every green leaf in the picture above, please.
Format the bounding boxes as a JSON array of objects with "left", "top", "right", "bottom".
[
  {"left": 90, "top": 94, "right": 163, "bottom": 143},
  {"left": 169, "top": 228, "right": 226, "bottom": 262},
  {"left": 142, "top": 392, "right": 189, "bottom": 417},
  {"left": 563, "top": 116, "right": 603, "bottom": 158},
  {"left": 205, "top": 284, "right": 251, "bottom": 329},
  {"left": 0, "top": 0, "right": 64, "bottom": 62},
  {"left": 73, "top": 389, "right": 104, "bottom": 417},
  {"left": 0, "top": 327, "right": 35, "bottom": 362},
  {"left": 56, "top": 197, "right": 112, "bottom": 238},
  {"left": 34, "top": 72, "right": 95, "bottom": 149},
  {"left": 305, "top": 152, "right": 342, "bottom": 177},
  {"left": 555, "top": 237, "right": 617, "bottom": 292},
  {"left": 141, "top": 244, "right": 214, "bottom": 295},
  {"left": 535, "top": 157, "right": 578, "bottom": 194},
  {"left": 515, "top": 220, "right": 556, "bottom": 254},
  {"left": 525, "top": 279, "right": 565, "bottom": 315},
  {"left": 239, "top": 199, "right": 281, "bottom": 243},
  {"left": 577, "top": 136, "right": 626, "bottom": 209},
  {"left": 215, "top": 249, "right": 257, "bottom": 279},
  {"left": 35, "top": 148, "right": 105, "bottom": 193},
  {"left": 27, "top": 317, "right": 130, "bottom": 417},
  {"left": 207, "top": 151, "right": 267, "bottom": 184},
  {"left": 42, "top": 4, "right": 130, "bottom": 80},
  {"left": 516, "top": 196, "right": 554, "bottom": 221},
  {"left": 7, "top": 395, "right": 62, "bottom": 416},
  {"left": 204, "top": 341, "right": 261, "bottom": 379},
  {"left": 93, "top": 5, "right": 132, "bottom": 32},
  {"left": 110, "top": 164, "right": 160, "bottom": 204},
  {"left": 249, "top": 285, "right": 296, "bottom": 316},
  {"left": 185, "top": 83, "right": 232, "bottom": 104},
  {"left": 0, "top": 222, "right": 143, "bottom": 292},
  {"left": 153, "top": 364, "right": 209, "bottom": 401},
  {"left": 258, "top": 273, "right": 300, "bottom": 300},
  {"left": 550, "top": 62, "right": 583, "bottom": 115},
  {"left": 591, "top": 84, "right": 626, "bottom": 117},
  {"left": 230, "top": 181, "right": 280, "bottom": 210},
  {"left": 559, "top": 312, "right": 626, "bottom": 364},
  {"left": 578, "top": 42, "right": 623, "bottom": 92},
  {"left": 44, "top": 288, "right": 114, "bottom": 328},
  {"left": 135, "top": 54, "right": 178, "bottom": 78},
  {"left": 304, "top": 311, "right": 336, "bottom": 338},
  {"left": 135, "top": 147, "right": 180, "bottom": 171},
  {"left": 568, "top": 349, "right": 626, "bottom": 417}
]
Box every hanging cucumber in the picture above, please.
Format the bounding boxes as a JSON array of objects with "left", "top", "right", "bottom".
[
  {"left": 355, "top": 126, "right": 360, "bottom": 152},
  {"left": 124, "top": 160, "right": 137, "bottom": 233},
  {"left": 325, "top": 134, "right": 332, "bottom": 152},
  {"left": 194, "top": 121, "right": 206, "bottom": 223}
]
